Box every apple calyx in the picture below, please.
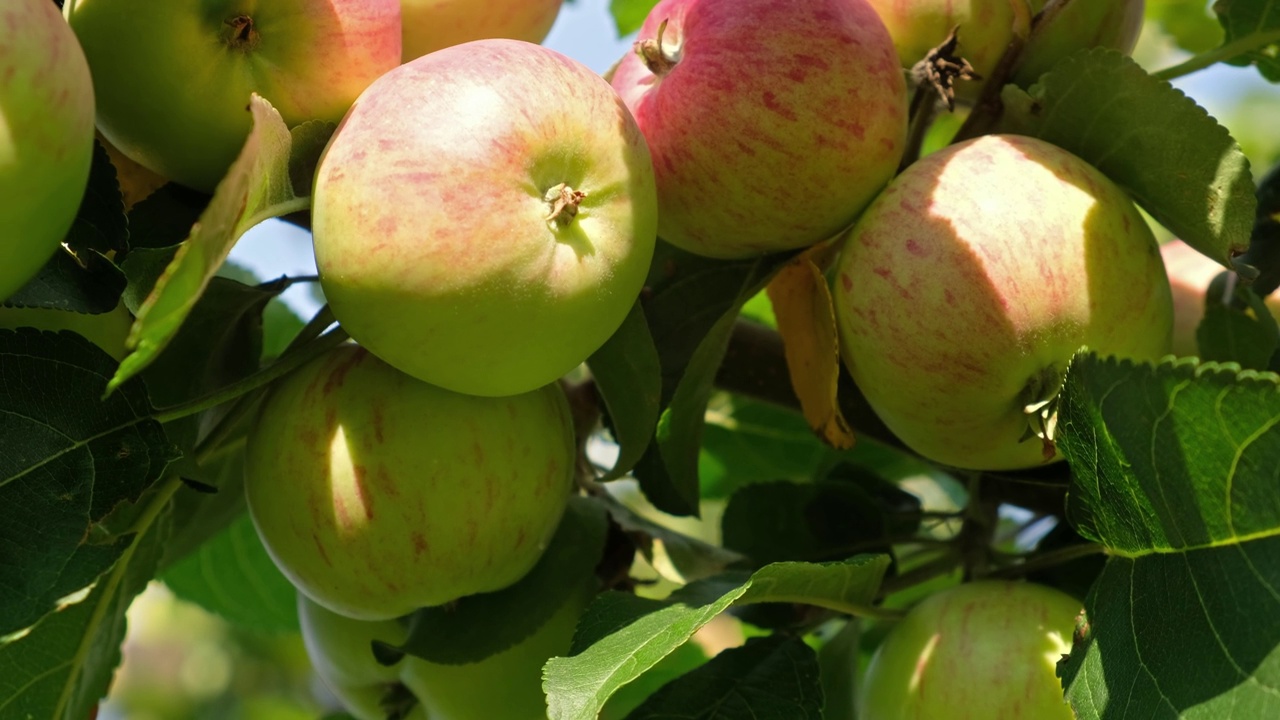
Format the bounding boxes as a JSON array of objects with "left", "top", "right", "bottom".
[
  {"left": 1017, "top": 364, "right": 1065, "bottom": 460},
  {"left": 544, "top": 183, "right": 586, "bottom": 227},
  {"left": 635, "top": 19, "right": 681, "bottom": 77},
  {"left": 379, "top": 681, "right": 419, "bottom": 720},
  {"left": 222, "top": 15, "right": 261, "bottom": 51}
]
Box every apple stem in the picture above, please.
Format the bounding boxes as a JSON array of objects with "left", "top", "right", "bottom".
[
  {"left": 544, "top": 183, "right": 586, "bottom": 227},
  {"left": 223, "top": 15, "right": 261, "bottom": 51},
  {"left": 635, "top": 18, "right": 680, "bottom": 76},
  {"left": 1018, "top": 365, "right": 1065, "bottom": 458}
]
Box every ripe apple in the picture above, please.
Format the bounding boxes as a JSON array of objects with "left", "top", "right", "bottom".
[
  {"left": 299, "top": 577, "right": 594, "bottom": 720},
  {"left": 834, "top": 134, "right": 1173, "bottom": 470},
  {"left": 610, "top": 0, "right": 908, "bottom": 259},
  {"left": 1013, "top": 0, "right": 1145, "bottom": 84},
  {"left": 1160, "top": 239, "right": 1280, "bottom": 358},
  {"left": 858, "top": 581, "right": 1081, "bottom": 720},
  {"left": 399, "top": 0, "right": 563, "bottom": 61},
  {"left": 312, "top": 39, "right": 657, "bottom": 398},
  {"left": 69, "top": 0, "right": 401, "bottom": 193},
  {"left": 245, "top": 344, "right": 575, "bottom": 620},
  {"left": 0, "top": 0, "right": 95, "bottom": 303},
  {"left": 0, "top": 303, "right": 134, "bottom": 361},
  {"left": 867, "top": 0, "right": 1033, "bottom": 92}
]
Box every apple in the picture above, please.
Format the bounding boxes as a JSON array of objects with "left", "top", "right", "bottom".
[
  {"left": 858, "top": 581, "right": 1082, "bottom": 720},
  {"left": 834, "top": 134, "right": 1172, "bottom": 470},
  {"left": 1013, "top": 0, "right": 1145, "bottom": 85},
  {"left": 610, "top": 0, "right": 908, "bottom": 259},
  {"left": 867, "top": 0, "right": 1033, "bottom": 92},
  {"left": 399, "top": 0, "right": 563, "bottom": 61},
  {"left": 245, "top": 344, "right": 575, "bottom": 620},
  {"left": 1160, "top": 239, "right": 1279, "bottom": 358},
  {"left": 0, "top": 302, "right": 134, "bottom": 361},
  {"left": 0, "top": 0, "right": 95, "bottom": 303},
  {"left": 69, "top": 0, "right": 401, "bottom": 193},
  {"left": 312, "top": 39, "right": 657, "bottom": 398},
  {"left": 298, "top": 578, "right": 595, "bottom": 720}
]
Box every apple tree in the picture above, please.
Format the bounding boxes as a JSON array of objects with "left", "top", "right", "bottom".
[{"left": 2, "top": 0, "right": 1280, "bottom": 718}]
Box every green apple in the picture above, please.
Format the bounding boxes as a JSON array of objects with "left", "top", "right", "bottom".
[
  {"left": 312, "top": 39, "right": 656, "bottom": 397},
  {"left": 0, "top": 0, "right": 95, "bottom": 303},
  {"left": 859, "top": 581, "right": 1082, "bottom": 719},
  {"left": 834, "top": 134, "right": 1172, "bottom": 470},
  {"left": 1160, "top": 239, "right": 1280, "bottom": 358},
  {"left": 610, "top": 0, "right": 908, "bottom": 258},
  {"left": 399, "top": 0, "right": 563, "bottom": 61},
  {"left": 1013, "top": 0, "right": 1145, "bottom": 84},
  {"left": 298, "top": 578, "right": 595, "bottom": 720},
  {"left": 0, "top": 302, "right": 133, "bottom": 361},
  {"left": 245, "top": 344, "right": 575, "bottom": 620},
  {"left": 69, "top": 0, "right": 401, "bottom": 193},
  {"left": 868, "top": 0, "right": 1033, "bottom": 92}
]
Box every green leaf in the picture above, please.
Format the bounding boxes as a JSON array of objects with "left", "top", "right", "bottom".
[
  {"left": 600, "top": 643, "right": 709, "bottom": 720},
  {"left": 543, "top": 555, "right": 889, "bottom": 720},
  {"left": 1239, "top": 161, "right": 1280, "bottom": 296},
  {"left": 65, "top": 140, "right": 127, "bottom": 256},
  {"left": 609, "top": 0, "right": 657, "bottom": 36},
  {"left": 161, "top": 512, "right": 298, "bottom": 633},
  {"left": 124, "top": 184, "right": 209, "bottom": 251},
  {"left": 1, "top": 248, "right": 126, "bottom": 315},
  {"left": 0, "top": 329, "right": 178, "bottom": 637},
  {"left": 108, "top": 96, "right": 328, "bottom": 393},
  {"left": 598, "top": 491, "right": 746, "bottom": 584},
  {"left": 0, "top": 498, "right": 168, "bottom": 720},
  {"left": 1146, "top": 0, "right": 1225, "bottom": 54},
  {"left": 816, "top": 620, "right": 861, "bottom": 720},
  {"left": 998, "top": 50, "right": 1255, "bottom": 265},
  {"left": 1196, "top": 286, "right": 1280, "bottom": 370},
  {"left": 622, "top": 635, "right": 823, "bottom": 720},
  {"left": 394, "top": 497, "right": 608, "bottom": 665},
  {"left": 589, "top": 301, "right": 662, "bottom": 480},
  {"left": 636, "top": 244, "right": 795, "bottom": 516},
  {"left": 721, "top": 472, "right": 920, "bottom": 567},
  {"left": 1215, "top": 0, "right": 1280, "bottom": 81},
  {"left": 1056, "top": 353, "right": 1280, "bottom": 717}
]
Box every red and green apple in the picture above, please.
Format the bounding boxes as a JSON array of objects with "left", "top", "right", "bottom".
[
  {"left": 312, "top": 39, "right": 657, "bottom": 397},
  {"left": 0, "top": 0, "right": 95, "bottom": 302},
  {"left": 69, "top": 0, "right": 401, "bottom": 193},
  {"left": 245, "top": 344, "right": 575, "bottom": 620},
  {"left": 611, "top": 0, "right": 908, "bottom": 259},
  {"left": 835, "top": 134, "right": 1173, "bottom": 470},
  {"left": 399, "top": 0, "right": 563, "bottom": 61}
]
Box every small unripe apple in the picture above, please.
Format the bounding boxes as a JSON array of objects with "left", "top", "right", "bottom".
[
  {"left": 835, "top": 134, "right": 1172, "bottom": 470},
  {"left": 0, "top": 303, "right": 133, "bottom": 361},
  {"left": 611, "top": 0, "right": 908, "bottom": 259},
  {"left": 1160, "top": 239, "right": 1280, "bottom": 357},
  {"left": 70, "top": 0, "right": 401, "bottom": 193},
  {"left": 859, "top": 581, "right": 1081, "bottom": 719},
  {"left": 0, "top": 0, "right": 95, "bottom": 302},
  {"left": 246, "top": 344, "right": 575, "bottom": 620},
  {"left": 299, "top": 577, "right": 595, "bottom": 720},
  {"left": 867, "top": 0, "right": 1034, "bottom": 92},
  {"left": 313, "top": 39, "right": 657, "bottom": 397},
  {"left": 1013, "top": 0, "right": 1145, "bottom": 84},
  {"left": 399, "top": 0, "right": 563, "bottom": 61}
]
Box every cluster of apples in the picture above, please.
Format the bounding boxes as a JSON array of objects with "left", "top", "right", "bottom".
[{"left": 0, "top": 0, "right": 1225, "bottom": 716}]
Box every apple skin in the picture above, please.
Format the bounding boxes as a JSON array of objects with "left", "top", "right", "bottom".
[
  {"left": 867, "top": 0, "right": 1033, "bottom": 91},
  {"left": 0, "top": 303, "right": 133, "bottom": 361},
  {"left": 1160, "top": 239, "right": 1280, "bottom": 358},
  {"left": 0, "top": 0, "right": 95, "bottom": 303},
  {"left": 298, "top": 578, "right": 594, "bottom": 720},
  {"left": 1013, "top": 0, "right": 1145, "bottom": 84},
  {"left": 399, "top": 0, "right": 563, "bottom": 61},
  {"left": 312, "top": 39, "right": 657, "bottom": 398},
  {"left": 858, "top": 581, "right": 1081, "bottom": 720},
  {"left": 245, "top": 344, "right": 575, "bottom": 620},
  {"left": 610, "top": 0, "right": 908, "bottom": 259},
  {"left": 834, "top": 134, "right": 1173, "bottom": 470},
  {"left": 69, "top": 0, "right": 400, "bottom": 193}
]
